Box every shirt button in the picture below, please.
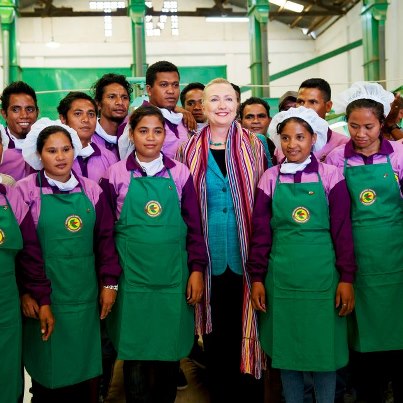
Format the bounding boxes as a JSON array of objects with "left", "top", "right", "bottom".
[
  {"left": 223, "top": 208, "right": 228, "bottom": 213},
  {"left": 222, "top": 187, "right": 227, "bottom": 192}
]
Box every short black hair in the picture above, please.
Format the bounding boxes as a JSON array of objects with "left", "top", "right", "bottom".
[
  {"left": 346, "top": 98, "right": 385, "bottom": 123},
  {"left": 1, "top": 81, "right": 38, "bottom": 112},
  {"left": 37, "top": 125, "right": 73, "bottom": 153},
  {"left": 180, "top": 82, "right": 205, "bottom": 107},
  {"left": 91, "top": 73, "right": 132, "bottom": 103},
  {"left": 240, "top": 97, "right": 270, "bottom": 119},
  {"left": 299, "top": 78, "right": 331, "bottom": 102},
  {"left": 57, "top": 91, "right": 97, "bottom": 119},
  {"left": 129, "top": 105, "right": 165, "bottom": 132},
  {"left": 146, "top": 61, "right": 180, "bottom": 87}
]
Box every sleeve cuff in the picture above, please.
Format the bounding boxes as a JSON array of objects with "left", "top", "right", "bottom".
[{"left": 189, "top": 264, "right": 205, "bottom": 273}]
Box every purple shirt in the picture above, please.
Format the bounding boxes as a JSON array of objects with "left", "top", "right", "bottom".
[
  {"left": 325, "top": 138, "right": 403, "bottom": 194},
  {"left": 13, "top": 171, "right": 122, "bottom": 306},
  {"left": 72, "top": 143, "right": 118, "bottom": 183},
  {"left": 1, "top": 148, "right": 34, "bottom": 181},
  {"left": 100, "top": 153, "right": 208, "bottom": 273},
  {"left": 274, "top": 128, "right": 349, "bottom": 164},
  {"left": 247, "top": 154, "right": 357, "bottom": 283}
]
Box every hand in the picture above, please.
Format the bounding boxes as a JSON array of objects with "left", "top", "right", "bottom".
[
  {"left": 335, "top": 282, "right": 355, "bottom": 316},
  {"left": 186, "top": 271, "right": 204, "bottom": 305},
  {"left": 38, "top": 305, "right": 55, "bottom": 341},
  {"left": 175, "top": 106, "right": 197, "bottom": 132},
  {"left": 384, "top": 93, "right": 401, "bottom": 127},
  {"left": 99, "top": 287, "right": 117, "bottom": 320},
  {"left": 251, "top": 282, "right": 266, "bottom": 312},
  {"left": 21, "top": 293, "right": 39, "bottom": 318}
]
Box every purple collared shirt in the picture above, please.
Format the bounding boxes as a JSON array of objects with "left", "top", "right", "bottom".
[
  {"left": 1, "top": 148, "right": 34, "bottom": 181},
  {"left": 325, "top": 137, "right": 403, "bottom": 194},
  {"left": 247, "top": 154, "right": 357, "bottom": 283},
  {"left": 100, "top": 153, "right": 208, "bottom": 273},
  {"left": 72, "top": 143, "right": 118, "bottom": 183},
  {"left": 13, "top": 170, "right": 122, "bottom": 306}
]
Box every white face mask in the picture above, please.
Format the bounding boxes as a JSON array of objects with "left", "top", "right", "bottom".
[
  {"left": 78, "top": 144, "right": 95, "bottom": 158},
  {"left": 96, "top": 121, "right": 118, "bottom": 144},
  {"left": 159, "top": 108, "right": 183, "bottom": 125},
  {"left": 280, "top": 155, "right": 312, "bottom": 174},
  {"left": 44, "top": 171, "right": 79, "bottom": 191},
  {"left": 135, "top": 152, "right": 164, "bottom": 177}
]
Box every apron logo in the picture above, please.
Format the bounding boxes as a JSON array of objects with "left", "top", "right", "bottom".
[
  {"left": 359, "top": 189, "right": 376, "bottom": 205},
  {"left": 292, "top": 207, "right": 310, "bottom": 223},
  {"left": 65, "top": 215, "right": 83, "bottom": 232},
  {"left": 145, "top": 201, "right": 162, "bottom": 217},
  {"left": 0, "top": 229, "right": 5, "bottom": 245}
]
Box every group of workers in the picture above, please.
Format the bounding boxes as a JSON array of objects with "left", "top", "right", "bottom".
[{"left": 1, "top": 59, "right": 403, "bottom": 403}]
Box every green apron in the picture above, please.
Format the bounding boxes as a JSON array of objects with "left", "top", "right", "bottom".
[
  {"left": 23, "top": 174, "right": 102, "bottom": 388},
  {"left": 107, "top": 170, "right": 194, "bottom": 361},
  {"left": 0, "top": 194, "right": 23, "bottom": 402},
  {"left": 259, "top": 173, "right": 348, "bottom": 371},
  {"left": 344, "top": 156, "right": 403, "bottom": 352}
]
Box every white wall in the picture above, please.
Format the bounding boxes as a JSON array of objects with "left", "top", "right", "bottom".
[{"left": 3, "top": 0, "right": 402, "bottom": 97}]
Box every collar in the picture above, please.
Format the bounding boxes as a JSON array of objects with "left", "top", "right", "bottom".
[
  {"left": 36, "top": 169, "right": 83, "bottom": 193},
  {"left": 95, "top": 120, "right": 118, "bottom": 144},
  {"left": 344, "top": 136, "right": 393, "bottom": 159},
  {"left": 327, "top": 127, "right": 332, "bottom": 142},
  {"left": 0, "top": 183, "right": 6, "bottom": 195},
  {"left": 125, "top": 152, "right": 175, "bottom": 173}
]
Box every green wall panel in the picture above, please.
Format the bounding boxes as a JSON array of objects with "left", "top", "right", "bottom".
[{"left": 16, "top": 65, "right": 227, "bottom": 120}]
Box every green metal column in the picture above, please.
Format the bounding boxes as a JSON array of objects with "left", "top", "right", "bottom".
[
  {"left": 361, "top": 0, "right": 388, "bottom": 84},
  {"left": 0, "top": 0, "right": 20, "bottom": 85},
  {"left": 128, "top": 0, "right": 147, "bottom": 78},
  {"left": 247, "top": 0, "right": 270, "bottom": 98}
]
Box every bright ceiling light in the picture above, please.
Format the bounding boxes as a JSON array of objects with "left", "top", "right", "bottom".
[
  {"left": 206, "top": 17, "right": 249, "bottom": 23},
  {"left": 270, "top": 0, "right": 304, "bottom": 13},
  {"left": 46, "top": 39, "right": 60, "bottom": 48}
]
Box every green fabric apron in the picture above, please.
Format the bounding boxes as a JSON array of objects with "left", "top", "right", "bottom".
[
  {"left": 23, "top": 174, "right": 102, "bottom": 388},
  {"left": 107, "top": 170, "right": 194, "bottom": 361},
  {"left": 259, "top": 173, "right": 348, "bottom": 371},
  {"left": 0, "top": 195, "right": 23, "bottom": 402},
  {"left": 344, "top": 156, "right": 403, "bottom": 352}
]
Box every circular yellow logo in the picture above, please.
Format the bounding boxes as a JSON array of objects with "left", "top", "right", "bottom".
[
  {"left": 65, "top": 215, "right": 83, "bottom": 232},
  {"left": 292, "top": 207, "right": 310, "bottom": 223},
  {"left": 0, "top": 229, "right": 5, "bottom": 245},
  {"left": 359, "top": 189, "right": 376, "bottom": 205},
  {"left": 145, "top": 201, "right": 162, "bottom": 217}
]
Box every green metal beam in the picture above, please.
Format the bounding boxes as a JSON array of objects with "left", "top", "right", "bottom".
[
  {"left": 270, "top": 39, "right": 363, "bottom": 81},
  {"left": 247, "top": 0, "right": 270, "bottom": 98},
  {"left": 0, "top": 0, "right": 21, "bottom": 84},
  {"left": 128, "top": 0, "right": 147, "bottom": 80},
  {"left": 361, "top": 0, "right": 388, "bottom": 84}
]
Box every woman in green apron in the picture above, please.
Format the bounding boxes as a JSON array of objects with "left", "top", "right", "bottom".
[
  {"left": 0, "top": 182, "right": 40, "bottom": 402},
  {"left": 100, "top": 105, "right": 207, "bottom": 403},
  {"left": 15, "top": 119, "right": 121, "bottom": 403},
  {"left": 326, "top": 82, "right": 403, "bottom": 402},
  {"left": 248, "top": 107, "right": 356, "bottom": 402}
]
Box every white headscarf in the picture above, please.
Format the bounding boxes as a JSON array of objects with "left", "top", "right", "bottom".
[
  {"left": 333, "top": 81, "right": 394, "bottom": 116},
  {"left": 22, "top": 118, "right": 82, "bottom": 170},
  {"left": 268, "top": 106, "right": 329, "bottom": 153}
]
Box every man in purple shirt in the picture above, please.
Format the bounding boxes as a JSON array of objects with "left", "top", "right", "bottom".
[
  {"left": 145, "top": 61, "right": 190, "bottom": 159},
  {"left": 0, "top": 82, "right": 39, "bottom": 180},
  {"left": 296, "top": 78, "right": 348, "bottom": 161},
  {"left": 91, "top": 73, "right": 132, "bottom": 158}
]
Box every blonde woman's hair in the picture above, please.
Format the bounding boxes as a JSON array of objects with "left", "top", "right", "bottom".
[{"left": 203, "top": 78, "right": 236, "bottom": 102}]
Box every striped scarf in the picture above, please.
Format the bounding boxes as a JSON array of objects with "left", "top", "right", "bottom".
[{"left": 178, "top": 121, "right": 266, "bottom": 378}]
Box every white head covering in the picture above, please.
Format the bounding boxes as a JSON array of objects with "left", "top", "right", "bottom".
[
  {"left": 0, "top": 124, "right": 9, "bottom": 151},
  {"left": 268, "top": 106, "right": 329, "bottom": 153},
  {"left": 333, "top": 81, "right": 394, "bottom": 116},
  {"left": 22, "top": 118, "right": 82, "bottom": 170},
  {"left": 118, "top": 122, "right": 134, "bottom": 160}
]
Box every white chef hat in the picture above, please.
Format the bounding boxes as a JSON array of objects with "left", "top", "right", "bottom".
[
  {"left": 118, "top": 122, "right": 134, "bottom": 160},
  {"left": 22, "top": 118, "right": 82, "bottom": 170},
  {"left": 333, "top": 81, "right": 394, "bottom": 116},
  {"left": 0, "top": 124, "right": 9, "bottom": 151},
  {"left": 268, "top": 106, "right": 329, "bottom": 153}
]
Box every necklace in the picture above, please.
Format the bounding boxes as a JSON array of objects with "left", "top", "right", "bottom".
[{"left": 209, "top": 140, "right": 225, "bottom": 146}]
